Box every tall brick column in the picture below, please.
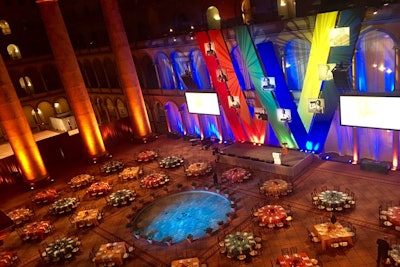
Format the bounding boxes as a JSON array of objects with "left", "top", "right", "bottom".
[
  {"left": 0, "top": 55, "right": 49, "bottom": 187},
  {"left": 36, "top": 0, "right": 108, "bottom": 161},
  {"left": 100, "top": 0, "right": 152, "bottom": 139}
]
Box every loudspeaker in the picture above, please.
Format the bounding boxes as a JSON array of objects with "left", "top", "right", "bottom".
[{"left": 332, "top": 64, "right": 352, "bottom": 91}]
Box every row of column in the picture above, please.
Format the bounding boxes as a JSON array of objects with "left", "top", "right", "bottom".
[{"left": 0, "top": 0, "right": 151, "bottom": 187}]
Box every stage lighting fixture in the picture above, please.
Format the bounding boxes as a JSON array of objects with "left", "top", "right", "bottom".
[{"left": 332, "top": 63, "right": 352, "bottom": 91}]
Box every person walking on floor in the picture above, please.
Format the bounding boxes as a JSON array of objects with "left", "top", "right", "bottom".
[
  {"left": 213, "top": 172, "right": 218, "bottom": 185},
  {"left": 376, "top": 236, "right": 390, "bottom": 266}
]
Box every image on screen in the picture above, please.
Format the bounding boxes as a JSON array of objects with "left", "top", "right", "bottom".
[
  {"left": 308, "top": 98, "right": 325, "bottom": 114},
  {"left": 185, "top": 92, "right": 220, "bottom": 115},
  {"left": 261, "top": 77, "right": 276, "bottom": 91},
  {"left": 329, "top": 27, "right": 350, "bottom": 47},
  {"left": 339, "top": 95, "right": 400, "bottom": 130},
  {"left": 318, "top": 63, "right": 336, "bottom": 81},
  {"left": 277, "top": 108, "right": 292, "bottom": 122}
]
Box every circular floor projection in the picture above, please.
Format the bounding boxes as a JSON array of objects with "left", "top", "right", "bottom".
[{"left": 133, "top": 191, "right": 231, "bottom": 243}]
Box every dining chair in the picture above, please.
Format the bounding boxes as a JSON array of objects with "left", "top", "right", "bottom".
[
  {"left": 290, "top": 246, "right": 297, "bottom": 254},
  {"left": 281, "top": 247, "right": 290, "bottom": 256},
  {"left": 330, "top": 242, "right": 339, "bottom": 249}
]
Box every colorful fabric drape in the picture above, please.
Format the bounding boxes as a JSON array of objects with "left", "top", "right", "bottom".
[
  {"left": 234, "top": 26, "right": 297, "bottom": 148},
  {"left": 195, "top": 31, "right": 248, "bottom": 142},
  {"left": 207, "top": 30, "right": 266, "bottom": 143},
  {"left": 235, "top": 8, "right": 364, "bottom": 152}
]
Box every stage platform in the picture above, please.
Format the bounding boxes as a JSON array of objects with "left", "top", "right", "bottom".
[{"left": 218, "top": 143, "right": 314, "bottom": 177}]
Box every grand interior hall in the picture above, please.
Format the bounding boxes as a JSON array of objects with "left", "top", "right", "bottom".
[
  {"left": 1, "top": 0, "right": 400, "bottom": 266},
  {"left": 0, "top": 136, "right": 399, "bottom": 267}
]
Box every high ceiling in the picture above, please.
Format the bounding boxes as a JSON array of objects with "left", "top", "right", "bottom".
[{"left": 0, "top": 0, "right": 397, "bottom": 59}]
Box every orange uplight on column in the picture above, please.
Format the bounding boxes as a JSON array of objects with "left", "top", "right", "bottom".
[
  {"left": 100, "top": 0, "right": 152, "bottom": 138},
  {"left": 36, "top": 0, "right": 107, "bottom": 160},
  {"left": 392, "top": 131, "right": 399, "bottom": 170},
  {"left": 352, "top": 127, "right": 358, "bottom": 164},
  {"left": 0, "top": 55, "right": 48, "bottom": 184}
]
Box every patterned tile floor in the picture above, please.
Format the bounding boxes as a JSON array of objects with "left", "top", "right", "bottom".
[{"left": 0, "top": 135, "right": 399, "bottom": 267}]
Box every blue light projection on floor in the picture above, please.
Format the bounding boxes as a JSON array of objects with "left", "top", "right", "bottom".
[{"left": 133, "top": 191, "right": 231, "bottom": 243}]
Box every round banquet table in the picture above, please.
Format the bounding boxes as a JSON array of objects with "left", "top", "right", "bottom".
[
  {"left": 50, "top": 197, "right": 78, "bottom": 215},
  {"left": 260, "top": 179, "right": 289, "bottom": 196},
  {"left": 386, "top": 206, "right": 400, "bottom": 226},
  {"left": 101, "top": 161, "right": 124, "bottom": 174},
  {"left": 224, "top": 232, "right": 256, "bottom": 258},
  {"left": 137, "top": 150, "right": 157, "bottom": 162},
  {"left": 186, "top": 162, "right": 211, "bottom": 176},
  {"left": 43, "top": 236, "right": 80, "bottom": 263},
  {"left": 118, "top": 167, "right": 140, "bottom": 181},
  {"left": 6, "top": 208, "right": 34, "bottom": 225},
  {"left": 87, "top": 182, "right": 111, "bottom": 197},
  {"left": 317, "top": 190, "right": 348, "bottom": 209},
  {"left": 257, "top": 205, "right": 287, "bottom": 225},
  {"left": 389, "top": 245, "right": 400, "bottom": 265},
  {"left": 32, "top": 189, "right": 59, "bottom": 205},
  {"left": 222, "top": 168, "right": 251, "bottom": 183},
  {"left": 141, "top": 173, "right": 169, "bottom": 188},
  {"left": 108, "top": 189, "right": 136, "bottom": 207},
  {"left": 20, "top": 220, "right": 52, "bottom": 241},
  {"left": 70, "top": 174, "right": 94, "bottom": 188},
  {"left": 0, "top": 251, "right": 18, "bottom": 267},
  {"left": 159, "top": 156, "right": 184, "bottom": 168},
  {"left": 276, "top": 252, "right": 314, "bottom": 267}
]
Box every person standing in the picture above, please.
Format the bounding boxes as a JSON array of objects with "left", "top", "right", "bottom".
[
  {"left": 213, "top": 172, "right": 218, "bottom": 185},
  {"left": 330, "top": 212, "right": 337, "bottom": 224},
  {"left": 376, "top": 236, "right": 390, "bottom": 265}
]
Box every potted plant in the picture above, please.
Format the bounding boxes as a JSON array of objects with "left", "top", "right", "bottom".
[
  {"left": 229, "top": 196, "right": 236, "bottom": 204},
  {"left": 146, "top": 231, "right": 156, "bottom": 244},
  {"left": 191, "top": 182, "right": 197, "bottom": 190},
  {"left": 217, "top": 220, "right": 224, "bottom": 228},
  {"left": 214, "top": 185, "right": 220, "bottom": 193},
  {"left": 186, "top": 234, "right": 194, "bottom": 243},
  {"left": 231, "top": 203, "right": 237, "bottom": 211},
  {"left": 205, "top": 227, "right": 213, "bottom": 236},
  {"left": 134, "top": 229, "right": 141, "bottom": 239},
  {"left": 226, "top": 212, "right": 233, "bottom": 221},
  {"left": 163, "top": 235, "right": 173, "bottom": 246},
  {"left": 223, "top": 190, "right": 230, "bottom": 197}
]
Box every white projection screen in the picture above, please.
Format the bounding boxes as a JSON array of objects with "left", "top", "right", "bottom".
[
  {"left": 185, "top": 92, "right": 220, "bottom": 115},
  {"left": 339, "top": 95, "right": 400, "bottom": 130}
]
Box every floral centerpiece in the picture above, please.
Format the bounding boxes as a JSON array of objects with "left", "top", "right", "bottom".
[{"left": 158, "top": 156, "right": 184, "bottom": 168}]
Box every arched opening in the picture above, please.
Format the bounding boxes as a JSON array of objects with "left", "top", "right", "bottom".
[
  {"left": 7, "top": 44, "right": 22, "bottom": 60},
  {"left": 53, "top": 97, "right": 70, "bottom": 115},
  {"left": 116, "top": 99, "right": 129, "bottom": 118},
  {"left": 0, "top": 19, "right": 11, "bottom": 35},
  {"left": 103, "top": 58, "right": 120, "bottom": 88},
  {"left": 206, "top": 6, "right": 221, "bottom": 30},
  {"left": 42, "top": 64, "right": 63, "bottom": 91},
  {"left": 156, "top": 53, "right": 177, "bottom": 89},
  {"left": 105, "top": 98, "right": 118, "bottom": 121},
  {"left": 19, "top": 76, "right": 34, "bottom": 95},
  {"left": 189, "top": 49, "right": 211, "bottom": 89},
  {"left": 164, "top": 102, "right": 183, "bottom": 135},
  {"left": 140, "top": 55, "right": 159, "bottom": 89},
  {"left": 356, "top": 30, "right": 395, "bottom": 93},
  {"left": 171, "top": 51, "right": 191, "bottom": 90},
  {"left": 93, "top": 58, "right": 109, "bottom": 88}
]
